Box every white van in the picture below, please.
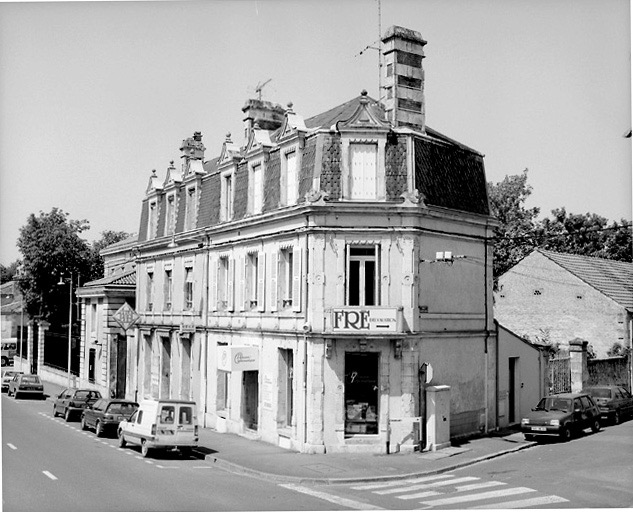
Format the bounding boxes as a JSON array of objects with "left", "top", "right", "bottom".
[{"left": 117, "top": 399, "right": 199, "bottom": 458}]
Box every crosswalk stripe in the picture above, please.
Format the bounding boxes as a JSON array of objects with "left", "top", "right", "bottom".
[
  {"left": 280, "top": 483, "right": 384, "bottom": 510},
  {"left": 471, "top": 494, "right": 569, "bottom": 509},
  {"left": 419, "top": 486, "right": 536, "bottom": 506},
  {"left": 455, "top": 481, "right": 507, "bottom": 492},
  {"left": 397, "top": 490, "right": 442, "bottom": 500},
  {"left": 351, "top": 474, "right": 454, "bottom": 491},
  {"left": 376, "top": 476, "right": 479, "bottom": 495}
]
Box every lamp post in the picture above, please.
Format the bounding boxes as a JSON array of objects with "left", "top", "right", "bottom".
[{"left": 58, "top": 274, "right": 73, "bottom": 388}]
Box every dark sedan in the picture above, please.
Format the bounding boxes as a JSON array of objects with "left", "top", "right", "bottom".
[
  {"left": 81, "top": 398, "right": 139, "bottom": 437},
  {"left": 7, "top": 374, "right": 44, "bottom": 399},
  {"left": 521, "top": 392, "right": 601, "bottom": 441},
  {"left": 584, "top": 386, "right": 633, "bottom": 425},
  {"left": 53, "top": 388, "right": 102, "bottom": 421}
]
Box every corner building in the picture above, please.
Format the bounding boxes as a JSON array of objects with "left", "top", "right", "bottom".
[{"left": 129, "top": 26, "right": 497, "bottom": 453}]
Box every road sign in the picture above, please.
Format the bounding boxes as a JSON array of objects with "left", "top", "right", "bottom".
[{"left": 112, "top": 302, "right": 140, "bottom": 331}]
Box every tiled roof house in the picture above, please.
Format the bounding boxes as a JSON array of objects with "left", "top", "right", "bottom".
[{"left": 495, "top": 249, "right": 633, "bottom": 357}]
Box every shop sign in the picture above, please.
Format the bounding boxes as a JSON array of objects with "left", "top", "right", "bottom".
[
  {"left": 112, "top": 302, "right": 139, "bottom": 331},
  {"left": 331, "top": 307, "right": 400, "bottom": 333},
  {"left": 217, "top": 346, "right": 259, "bottom": 372}
]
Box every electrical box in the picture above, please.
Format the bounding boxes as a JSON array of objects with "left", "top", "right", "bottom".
[{"left": 426, "top": 385, "right": 451, "bottom": 451}]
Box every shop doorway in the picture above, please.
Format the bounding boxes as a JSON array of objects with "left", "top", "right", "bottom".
[
  {"left": 160, "top": 336, "right": 171, "bottom": 398},
  {"left": 242, "top": 370, "right": 259, "bottom": 431},
  {"left": 509, "top": 357, "right": 519, "bottom": 424},
  {"left": 88, "top": 348, "right": 96, "bottom": 383},
  {"left": 345, "top": 352, "right": 379, "bottom": 435}
]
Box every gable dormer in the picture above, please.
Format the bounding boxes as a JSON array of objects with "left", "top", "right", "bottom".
[
  {"left": 218, "top": 133, "right": 242, "bottom": 222},
  {"left": 146, "top": 169, "right": 164, "bottom": 196},
  {"left": 278, "top": 101, "right": 308, "bottom": 143},
  {"left": 245, "top": 124, "right": 275, "bottom": 155},
  {"left": 163, "top": 160, "right": 183, "bottom": 188}
]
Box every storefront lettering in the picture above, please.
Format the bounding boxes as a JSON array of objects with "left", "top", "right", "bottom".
[
  {"left": 234, "top": 352, "right": 256, "bottom": 365},
  {"left": 333, "top": 310, "right": 371, "bottom": 330}
]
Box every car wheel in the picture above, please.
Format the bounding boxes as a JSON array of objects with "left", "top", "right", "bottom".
[
  {"left": 95, "top": 421, "right": 103, "bottom": 438},
  {"left": 590, "top": 418, "right": 601, "bottom": 433},
  {"left": 613, "top": 410, "right": 621, "bottom": 425},
  {"left": 118, "top": 430, "right": 126, "bottom": 448},
  {"left": 14, "top": 391, "right": 20, "bottom": 399},
  {"left": 141, "top": 440, "right": 150, "bottom": 458},
  {"left": 80, "top": 416, "right": 88, "bottom": 430},
  {"left": 64, "top": 408, "right": 72, "bottom": 422},
  {"left": 560, "top": 426, "right": 572, "bottom": 441}
]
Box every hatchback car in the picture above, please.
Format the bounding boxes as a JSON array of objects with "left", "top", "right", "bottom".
[
  {"left": 81, "top": 399, "right": 139, "bottom": 437},
  {"left": 53, "top": 388, "right": 102, "bottom": 421},
  {"left": 584, "top": 386, "right": 633, "bottom": 425},
  {"left": 521, "top": 392, "right": 601, "bottom": 441},
  {"left": 7, "top": 374, "right": 44, "bottom": 399},
  {"left": 1, "top": 370, "right": 23, "bottom": 392}
]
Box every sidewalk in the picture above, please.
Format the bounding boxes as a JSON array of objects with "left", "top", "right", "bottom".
[{"left": 42, "top": 380, "right": 535, "bottom": 484}]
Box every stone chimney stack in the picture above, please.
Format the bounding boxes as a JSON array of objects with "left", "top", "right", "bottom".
[
  {"left": 242, "top": 99, "right": 286, "bottom": 145},
  {"left": 381, "top": 26, "right": 427, "bottom": 131},
  {"left": 180, "top": 131, "right": 206, "bottom": 161}
]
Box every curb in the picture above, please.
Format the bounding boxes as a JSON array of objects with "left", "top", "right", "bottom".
[{"left": 196, "top": 441, "right": 537, "bottom": 485}]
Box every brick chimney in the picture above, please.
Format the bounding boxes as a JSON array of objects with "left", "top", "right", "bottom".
[
  {"left": 180, "top": 131, "right": 206, "bottom": 175},
  {"left": 381, "top": 26, "right": 427, "bottom": 131},
  {"left": 242, "top": 99, "right": 286, "bottom": 145}
]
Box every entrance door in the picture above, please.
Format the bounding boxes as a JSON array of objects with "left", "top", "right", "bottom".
[
  {"left": 242, "top": 370, "right": 259, "bottom": 430},
  {"left": 509, "top": 357, "right": 518, "bottom": 424},
  {"left": 345, "top": 352, "right": 379, "bottom": 435},
  {"left": 116, "top": 335, "right": 127, "bottom": 399},
  {"left": 88, "top": 349, "right": 96, "bottom": 383},
  {"left": 160, "top": 336, "right": 171, "bottom": 398},
  {"left": 181, "top": 337, "right": 191, "bottom": 400}
]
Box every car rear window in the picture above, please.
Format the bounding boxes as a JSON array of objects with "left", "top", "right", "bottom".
[
  {"left": 22, "top": 376, "right": 40, "bottom": 383},
  {"left": 108, "top": 403, "right": 138, "bottom": 414},
  {"left": 76, "top": 391, "right": 90, "bottom": 399},
  {"left": 588, "top": 388, "right": 611, "bottom": 399}
]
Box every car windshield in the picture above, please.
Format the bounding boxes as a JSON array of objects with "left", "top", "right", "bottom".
[
  {"left": 21, "top": 376, "right": 40, "bottom": 384},
  {"left": 588, "top": 388, "right": 611, "bottom": 399},
  {"left": 107, "top": 403, "right": 137, "bottom": 414},
  {"left": 536, "top": 397, "right": 572, "bottom": 412}
]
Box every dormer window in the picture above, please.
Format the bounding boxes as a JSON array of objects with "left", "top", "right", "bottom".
[
  {"left": 165, "top": 194, "right": 176, "bottom": 236},
  {"left": 148, "top": 200, "right": 158, "bottom": 240},
  {"left": 221, "top": 171, "right": 234, "bottom": 221},
  {"left": 283, "top": 150, "right": 298, "bottom": 205},
  {"left": 251, "top": 163, "right": 263, "bottom": 214},
  {"left": 350, "top": 143, "right": 377, "bottom": 200},
  {"left": 185, "top": 186, "right": 197, "bottom": 231}
]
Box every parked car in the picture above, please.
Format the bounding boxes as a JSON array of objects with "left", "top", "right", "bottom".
[
  {"left": 521, "top": 392, "right": 601, "bottom": 441},
  {"left": 7, "top": 374, "right": 44, "bottom": 399},
  {"left": 1, "top": 370, "right": 23, "bottom": 392},
  {"left": 583, "top": 386, "right": 633, "bottom": 425},
  {"left": 118, "top": 399, "right": 199, "bottom": 458},
  {"left": 81, "top": 399, "right": 139, "bottom": 437},
  {"left": 53, "top": 388, "right": 102, "bottom": 421}
]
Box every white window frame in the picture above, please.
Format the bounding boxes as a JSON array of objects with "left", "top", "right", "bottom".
[
  {"left": 346, "top": 244, "right": 379, "bottom": 306},
  {"left": 185, "top": 185, "right": 197, "bottom": 231},
  {"left": 279, "top": 247, "right": 294, "bottom": 309},
  {"left": 282, "top": 149, "right": 298, "bottom": 206},
  {"left": 148, "top": 200, "right": 158, "bottom": 240},
  {"left": 349, "top": 142, "right": 378, "bottom": 200},
  {"left": 146, "top": 270, "right": 154, "bottom": 312},
  {"left": 250, "top": 162, "right": 263, "bottom": 214},
  {"left": 183, "top": 266, "right": 194, "bottom": 311},
  {"left": 164, "top": 193, "right": 176, "bottom": 236},
  {"left": 164, "top": 269, "right": 173, "bottom": 311},
  {"left": 220, "top": 170, "right": 234, "bottom": 222}
]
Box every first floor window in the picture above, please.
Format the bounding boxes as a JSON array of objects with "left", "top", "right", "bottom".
[
  {"left": 245, "top": 253, "right": 259, "bottom": 309},
  {"left": 218, "top": 256, "right": 230, "bottom": 310},
  {"left": 184, "top": 268, "right": 194, "bottom": 311},
  {"left": 164, "top": 269, "right": 173, "bottom": 311},
  {"left": 346, "top": 245, "right": 379, "bottom": 306},
  {"left": 279, "top": 248, "right": 294, "bottom": 308},
  {"left": 146, "top": 272, "right": 154, "bottom": 311}
]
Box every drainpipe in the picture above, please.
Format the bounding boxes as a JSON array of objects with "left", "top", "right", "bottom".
[
  {"left": 484, "top": 234, "right": 489, "bottom": 433},
  {"left": 418, "top": 361, "right": 428, "bottom": 451},
  {"left": 303, "top": 231, "right": 310, "bottom": 447}
]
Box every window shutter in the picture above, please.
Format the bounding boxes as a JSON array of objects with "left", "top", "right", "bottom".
[
  {"left": 269, "top": 251, "right": 278, "bottom": 312},
  {"left": 364, "top": 145, "right": 377, "bottom": 198},
  {"left": 292, "top": 246, "right": 302, "bottom": 312},
  {"left": 257, "top": 252, "right": 266, "bottom": 312},
  {"left": 238, "top": 256, "right": 246, "bottom": 311},
  {"left": 227, "top": 258, "right": 235, "bottom": 312},
  {"left": 209, "top": 256, "right": 217, "bottom": 312}
]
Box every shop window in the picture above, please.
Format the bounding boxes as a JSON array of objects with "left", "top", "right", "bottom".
[
  {"left": 345, "top": 352, "right": 379, "bottom": 435},
  {"left": 184, "top": 267, "right": 194, "bottom": 311},
  {"left": 346, "top": 245, "right": 379, "bottom": 306},
  {"left": 349, "top": 143, "right": 377, "bottom": 200}
]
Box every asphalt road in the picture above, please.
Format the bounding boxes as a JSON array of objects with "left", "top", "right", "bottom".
[{"left": 1, "top": 394, "right": 337, "bottom": 512}]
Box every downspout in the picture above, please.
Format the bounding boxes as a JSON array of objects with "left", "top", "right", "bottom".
[
  {"left": 484, "top": 233, "right": 489, "bottom": 433},
  {"left": 202, "top": 235, "right": 210, "bottom": 423},
  {"left": 303, "top": 230, "right": 310, "bottom": 447}
]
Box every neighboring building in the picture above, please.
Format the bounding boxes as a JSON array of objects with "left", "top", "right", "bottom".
[
  {"left": 1, "top": 281, "right": 27, "bottom": 365},
  {"left": 495, "top": 249, "right": 633, "bottom": 358},
  {"left": 76, "top": 235, "right": 137, "bottom": 398},
  {"left": 495, "top": 321, "right": 549, "bottom": 428},
  {"left": 125, "top": 25, "right": 498, "bottom": 453}
]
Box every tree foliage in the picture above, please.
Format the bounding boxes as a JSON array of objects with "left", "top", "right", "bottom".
[
  {"left": 488, "top": 170, "right": 632, "bottom": 281},
  {"left": 0, "top": 261, "right": 19, "bottom": 284},
  {"left": 86, "top": 229, "right": 133, "bottom": 279}
]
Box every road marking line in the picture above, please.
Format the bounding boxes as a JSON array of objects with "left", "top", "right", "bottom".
[
  {"left": 455, "top": 481, "right": 507, "bottom": 492},
  {"left": 471, "top": 494, "right": 569, "bottom": 509},
  {"left": 193, "top": 466, "right": 213, "bottom": 469},
  {"left": 101, "top": 441, "right": 109, "bottom": 445},
  {"left": 156, "top": 465, "right": 179, "bottom": 469},
  {"left": 397, "top": 491, "right": 442, "bottom": 500},
  {"left": 43, "top": 471, "right": 58, "bottom": 481},
  {"left": 376, "top": 476, "right": 478, "bottom": 495},
  {"left": 7, "top": 443, "right": 17, "bottom": 450},
  {"left": 352, "top": 474, "right": 453, "bottom": 490},
  {"left": 280, "top": 483, "right": 383, "bottom": 510},
  {"left": 419, "top": 486, "right": 536, "bottom": 506},
  {"left": 145, "top": 461, "right": 153, "bottom": 464}
]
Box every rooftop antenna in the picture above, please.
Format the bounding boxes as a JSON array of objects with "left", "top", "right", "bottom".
[
  {"left": 356, "top": 0, "right": 383, "bottom": 102},
  {"left": 254, "top": 78, "right": 272, "bottom": 100}
]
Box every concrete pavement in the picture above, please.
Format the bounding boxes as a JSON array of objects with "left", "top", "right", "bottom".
[{"left": 41, "top": 380, "right": 535, "bottom": 484}]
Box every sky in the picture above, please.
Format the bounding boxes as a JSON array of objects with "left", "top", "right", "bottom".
[{"left": 0, "top": 0, "right": 631, "bottom": 265}]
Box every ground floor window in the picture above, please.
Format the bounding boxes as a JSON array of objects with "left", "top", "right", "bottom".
[
  {"left": 217, "top": 370, "right": 229, "bottom": 412},
  {"left": 345, "top": 351, "right": 379, "bottom": 435}
]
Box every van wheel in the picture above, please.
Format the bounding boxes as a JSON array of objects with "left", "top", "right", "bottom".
[
  {"left": 118, "top": 431, "right": 126, "bottom": 448},
  {"left": 95, "top": 421, "right": 103, "bottom": 438},
  {"left": 141, "top": 440, "right": 150, "bottom": 458}
]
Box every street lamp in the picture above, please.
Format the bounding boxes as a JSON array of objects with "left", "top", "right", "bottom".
[{"left": 58, "top": 274, "right": 73, "bottom": 388}]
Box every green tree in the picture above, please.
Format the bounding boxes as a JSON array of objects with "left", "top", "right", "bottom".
[
  {"left": 16, "top": 208, "right": 93, "bottom": 327},
  {"left": 0, "top": 261, "right": 20, "bottom": 283},
  {"left": 487, "top": 169, "right": 540, "bottom": 281}
]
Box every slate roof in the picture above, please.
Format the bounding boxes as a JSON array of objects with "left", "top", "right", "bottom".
[
  {"left": 539, "top": 249, "right": 633, "bottom": 311},
  {"left": 83, "top": 269, "right": 136, "bottom": 287}
]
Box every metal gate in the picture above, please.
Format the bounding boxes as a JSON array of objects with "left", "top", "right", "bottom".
[{"left": 549, "top": 356, "right": 571, "bottom": 394}]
